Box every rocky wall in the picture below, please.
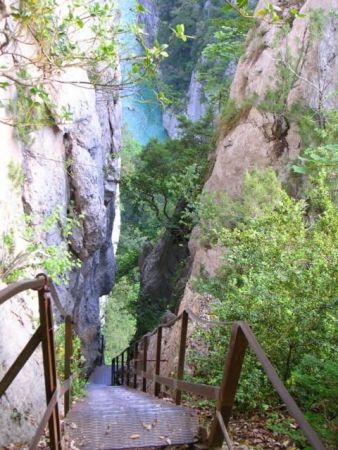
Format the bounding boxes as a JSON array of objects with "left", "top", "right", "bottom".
[
  {"left": 147, "top": 0, "right": 338, "bottom": 383},
  {"left": 0, "top": 0, "right": 122, "bottom": 445}
]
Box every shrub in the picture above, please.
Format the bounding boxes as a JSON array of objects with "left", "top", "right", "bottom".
[{"left": 190, "top": 168, "right": 338, "bottom": 446}]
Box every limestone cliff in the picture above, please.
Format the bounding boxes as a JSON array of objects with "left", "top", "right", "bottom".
[
  {"left": 137, "top": 0, "right": 160, "bottom": 47},
  {"left": 146, "top": 0, "right": 338, "bottom": 379},
  {"left": 163, "top": 65, "right": 208, "bottom": 138},
  {"left": 0, "top": 0, "right": 121, "bottom": 445}
]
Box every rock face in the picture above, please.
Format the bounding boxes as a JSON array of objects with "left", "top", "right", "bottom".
[
  {"left": 137, "top": 0, "right": 160, "bottom": 46},
  {"left": 162, "top": 106, "right": 182, "bottom": 138},
  {"left": 138, "top": 201, "right": 191, "bottom": 335},
  {"left": 19, "top": 67, "right": 122, "bottom": 371},
  {"left": 186, "top": 68, "right": 207, "bottom": 122},
  {"left": 0, "top": 2, "right": 121, "bottom": 446},
  {"left": 137, "top": 0, "right": 210, "bottom": 138},
  {"left": 148, "top": 0, "right": 338, "bottom": 379},
  {"left": 163, "top": 62, "right": 209, "bottom": 139},
  {"left": 0, "top": 290, "right": 46, "bottom": 447}
]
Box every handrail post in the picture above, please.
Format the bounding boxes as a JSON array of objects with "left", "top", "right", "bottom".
[
  {"left": 100, "top": 335, "right": 105, "bottom": 365},
  {"left": 38, "top": 282, "right": 62, "bottom": 450},
  {"left": 175, "top": 310, "right": 189, "bottom": 405},
  {"left": 127, "top": 349, "right": 130, "bottom": 387},
  {"left": 116, "top": 355, "right": 119, "bottom": 385},
  {"left": 142, "top": 336, "right": 148, "bottom": 392},
  {"left": 121, "top": 351, "right": 125, "bottom": 385},
  {"left": 208, "top": 323, "right": 247, "bottom": 448},
  {"left": 111, "top": 358, "right": 115, "bottom": 385},
  {"left": 133, "top": 343, "right": 138, "bottom": 389},
  {"left": 64, "top": 315, "right": 73, "bottom": 416},
  {"left": 154, "top": 326, "right": 162, "bottom": 397}
]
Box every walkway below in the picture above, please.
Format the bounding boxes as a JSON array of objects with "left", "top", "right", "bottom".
[{"left": 65, "top": 366, "right": 199, "bottom": 449}]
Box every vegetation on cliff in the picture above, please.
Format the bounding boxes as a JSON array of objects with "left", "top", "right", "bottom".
[{"left": 105, "top": 2, "right": 338, "bottom": 448}]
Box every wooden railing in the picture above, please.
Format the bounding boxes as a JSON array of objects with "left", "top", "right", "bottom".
[
  {"left": 112, "top": 309, "right": 325, "bottom": 450},
  {"left": 0, "top": 274, "right": 73, "bottom": 450}
]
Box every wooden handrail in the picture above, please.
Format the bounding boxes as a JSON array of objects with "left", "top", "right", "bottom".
[
  {"left": 112, "top": 309, "right": 325, "bottom": 450},
  {"left": 0, "top": 277, "right": 45, "bottom": 305},
  {"left": 0, "top": 275, "right": 73, "bottom": 450},
  {"left": 0, "top": 326, "right": 42, "bottom": 398}
]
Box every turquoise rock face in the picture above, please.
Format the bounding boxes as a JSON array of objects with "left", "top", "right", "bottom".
[{"left": 119, "top": 0, "right": 167, "bottom": 145}]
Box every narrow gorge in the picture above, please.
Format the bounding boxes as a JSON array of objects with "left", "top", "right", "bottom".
[{"left": 0, "top": 0, "right": 337, "bottom": 449}]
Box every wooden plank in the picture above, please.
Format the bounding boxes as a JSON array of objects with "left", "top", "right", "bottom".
[
  {"left": 133, "top": 344, "right": 138, "bottom": 389},
  {"left": 216, "top": 411, "right": 234, "bottom": 450},
  {"left": 112, "top": 358, "right": 116, "bottom": 386},
  {"left": 175, "top": 310, "right": 189, "bottom": 405},
  {"left": 155, "top": 374, "right": 220, "bottom": 401},
  {"left": 0, "top": 278, "right": 44, "bottom": 306},
  {"left": 142, "top": 336, "right": 148, "bottom": 392},
  {"left": 39, "top": 288, "right": 62, "bottom": 450},
  {"left": 64, "top": 316, "right": 73, "bottom": 416},
  {"left": 126, "top": 349, "right": 130, "bottom": 387},
  {"left": 137, "top": 370, "right": 219, "bottom": 401},
  {"left": 60, "top": 377, "right": 72, "bottom": 397},
  {"left": 29, "top": 386, "right": 59, "bottom": 450},
  {"left": 0, "top": 326, "right": 42, "bottom": 397},
  {"left": 208, "top": 323, "right": 247, "bottom": 448},
  {"left": 240, "top": 322, "right": 325, "bottom": 450},
  {"left": 49, "top": 282, "right": 68, "bottom": 319},
  {"left": 154, "top": 326, "right": 162, "bottom": 397},
  {"left": 121, "top": 351, "right": 125, "bottom": 385}
]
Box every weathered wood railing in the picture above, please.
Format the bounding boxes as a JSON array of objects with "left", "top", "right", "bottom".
[
  {"left": 0, "top": 274, "right": 73, "bottom": 450},
  {"left": 112, "top": 309, "right": 325, "bottom": 450}
]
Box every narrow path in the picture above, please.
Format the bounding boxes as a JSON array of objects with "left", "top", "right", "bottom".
[{"left": 65, "top": 366, "right": 199, "bottom": 449}]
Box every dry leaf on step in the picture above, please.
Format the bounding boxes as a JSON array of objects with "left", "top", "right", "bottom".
[{"left": 129, "top": 434, "right": 140, "bottom": 439}]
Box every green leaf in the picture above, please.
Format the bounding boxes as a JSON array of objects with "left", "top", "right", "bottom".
[{"left": 136, "top": 3, "right": 145, "bottom": 13}]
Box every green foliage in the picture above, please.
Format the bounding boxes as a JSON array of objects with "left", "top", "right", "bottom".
[
  {"left": 293, "top": 144, "right": 338, "bottom": 174},
  {"left": 12, "top": 84, "right": 56, "bottom": 144},
  {"left": 7, "top": 160, "right": 24, "bottom": 191},
  {"left": 156, "top": 0, "right": 205, "bottom": 93},
  {"left": 155, "top": 0, "right": 254, "bottom": 100},
  {"left": 224, "top": 1, "right": 305, "bottom": 21},
  {"left": 115, "top": 115, "right": 214, "bottom": 338},
  {"left": 190, "top": 167, "right": 338, "bottom": 446},
  {"left": 218, "top": 98, "right": 254, "bottom": 136},
  {"left": 55, "top": 323, "right": 86, "bottom": 399},
  {"left": 116, "top": 225, "right": 148, "bottom": 280},
  {"left": 289, "top": 355, "right": 338, "bottom": 446},
  {"left": 200, "top": 14, "right": 252, "bottom": 97},
  {"left": 291, "top": 108, "right": 338, "bottom": 194},
  {"left": 1, "top": 0, "right": 175, "bottom": 142},
  {"left": 103, "top": 276, "right": 138, "bottom": 360},
  {"left": 0, "top": 229, "right": 28, "bottom": 283},
  {"left": 196, "top": 168, "right": 283, "bottom": 245},
  {"left": 123, "top": 113, "right": 212, "bottom": 230},
  {"left": 121, "top": 128, "right": 143, "bottom": 177},
  {"left": 0, "top": 208, "right": 82, "bottom": 285}
]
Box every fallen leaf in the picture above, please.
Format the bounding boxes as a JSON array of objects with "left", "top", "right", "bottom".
[
  {"left": 142, "top": 422, "right": 152, "bottom": 431},
  {"left": 166, "top": 438, "right": 172, "bottom": 445},
  {"left": 129, "top": 434, "right": 140, "bottom": 439},
  {"left": 69, "top": 422, "right": 78, "bottom": 429}
]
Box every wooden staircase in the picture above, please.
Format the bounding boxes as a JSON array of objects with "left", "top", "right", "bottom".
[{"left": 0, "top": 276, "right": 325, "bottom": 450}]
